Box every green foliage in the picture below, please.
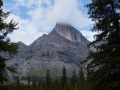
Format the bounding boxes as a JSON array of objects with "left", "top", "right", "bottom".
[
  {"left": 61, "top": 66, "right": 67, "bottom": 89},
  {"left": 70, "top": 70, "right": 77, "bottom": 87},
  {"left": 83, "top": 0, "right": 120, "bottom": 90},
  {"left": 0, "top": 0, "right": 18, "bottom": 88},
  {"left": 38, "top": 79, "right": 45, "bottom": 89},
  {"left": 24, "top": 68, "right": 72, "bottom": 80},
  {"left": 53, "top": 79, "right": 61, "bottom": 90},
  {"left": 79, "top": 67, "right": 86, "bottom": 90},
  {"left": 32, "top": 80, "right": 36, "bottom": 90},
  {"left": 3, "top": 67, "right": 89, "bottom": 90},
  {"left": 27, "top": 74, "right": 30, "bottom": 89},
  {"left": 64, "top": 83, "right": 71, "bottom": 90},
  {"left": 12, "top": 78, "right": 22, "bottom": 90},
  {"left": 45, "top": 69, "right": 51, "bottom": 90},
  {"left": 85, "top": 69, "right": 91, "bottom": 90}
]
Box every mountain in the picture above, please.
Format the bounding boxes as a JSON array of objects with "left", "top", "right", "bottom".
[{"left": 6, "top": 23, "right": 89, "bottom": 80}]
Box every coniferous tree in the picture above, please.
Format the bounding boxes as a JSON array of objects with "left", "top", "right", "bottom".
[
  {"left": 27, "top": 74, "right": 30, "bottom": 89},
  {"left": 85, "top": 69, "right": 91, "bottom": 90},
  {"left": 32, "top": 80, "right": 36, "bottom": 90},
  {"left": 38, "top": 78, "right": 44, "bottom": 89},
  {"left": 45, "top": 69, "right": 51, "bottom": 90},
  {"left": 83, "top": 0, "right": 120, "bottom": 90},
  {"left": 70, "top": 69, "right": 77, "bottom": 87},
  {"left": 79, "top": 67, "right": 86, "bottom": 90},
  {"left": 0, "top": 0, "right": 18, "bottom": 88},
  {"left": 61, "top": 66, "right": 67, "bottom": 89},
  {"left": 74, "top": 83, "right": 79, "bottom": 90},
  {"left": 64, "top": 83, "right": 70, "bottom": 90},
  {"left": 13, "top": 78, "right": 21, "bottom": 90},
  {"left": 53, "top": 79, "right": 60, "bottom": 90}
]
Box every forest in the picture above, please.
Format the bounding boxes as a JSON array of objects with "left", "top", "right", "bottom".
[{"left": 3, "top": 67, "right": 89, "bottom": 90}]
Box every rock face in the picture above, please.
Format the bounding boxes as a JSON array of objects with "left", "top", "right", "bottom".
[
  {"left": 54, "top": 23, "right": 88, "bottom": 44},
  {"left": 6, "top": 23, "right": 89, "bottom": 80}
]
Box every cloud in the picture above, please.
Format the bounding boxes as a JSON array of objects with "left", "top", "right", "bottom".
[
  {"left": 4, "top": 0, "right": 93, "bottom": 45},
  {"left": 7, "top": 14, "right": 46, "bottom": 45},
  {"left": 80, "top": 30, "right": 97, "bottom": 41},
  {"left": 46, "top": 0, "right": 92, "bottom": 27}
]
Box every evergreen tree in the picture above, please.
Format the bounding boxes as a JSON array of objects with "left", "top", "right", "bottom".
[
  {"left": 53, "top": 79, "right": 60, "bottom": 90},
  {"left": 85, "top": 69, "right": 91, "bottom": 90},
  {"left": 64, "top": 83, "right": 70, "bottom": 90},
  {"left": 27, "top": 74, "right": 30, "bottom": 89},
  {"left": 84, "top": 0, "right": 120, "bottom": 90},
  {"left": 45, "top": 69, "right": 51, "bottom": 90},
  {"left": 13, "top": 78, "right": 21, "bottom": 90},
  {"left": 70, "top": 69, "right": 77, "bottom": 87},
  {"left": 32, "top": 80, "right": 36, "bottom": 90},
  {"left": 79, "top": 67, "right": 86, "bottom": 90},
  {"left": 38, "top": 79, "right": 43, "bottom": 87},
  {"left": 38, "top": 79, "right": 45, "bottom": 90},
  {"left": 0, "top": 0, "right": 18, "bottom": 89},
  {"left": 74, "top": 83, "right": 79, "bottom": 90},
  {"left": 61, "top": 66, "right": 67, "bottom": 89}
]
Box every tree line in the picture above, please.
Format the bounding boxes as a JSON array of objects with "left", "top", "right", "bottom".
[{"left": 4, "top": 66, "right": 89, "bottom": 90}]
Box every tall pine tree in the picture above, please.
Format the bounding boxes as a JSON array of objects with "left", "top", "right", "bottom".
[
  {"left": 79, "top": 67, "right": 86, "bottom": 90},
  {"left": 70, "top": 69, "right": 77, "bottom": 87},
  {"left": 27, "top": 74, "right": 30, "bottom": 89},
  {"left": 61, "top": 66, "right": 67, "bottom": 89},
  {"left": 0, "top": 0, "right": 18, "bottom": 89},
  {"left": 84, "top": 0, "right": 120, "bottom": 90},
  {"left": 45, "top": 69, "right": 51, "bottom": 90},
  {"left": 32, "top": 80, "right": 36, "bottom": 90}
]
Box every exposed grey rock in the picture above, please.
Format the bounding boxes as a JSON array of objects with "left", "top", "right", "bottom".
[{"left": 6, "top": 23, "right": 89, "bottom": 80}]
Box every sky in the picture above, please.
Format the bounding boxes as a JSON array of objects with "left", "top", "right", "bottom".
[{"left": 3, "top": 0, "right": 96, "bottom": 45}]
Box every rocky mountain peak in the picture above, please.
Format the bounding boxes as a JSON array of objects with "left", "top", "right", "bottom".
[
  {"left": 52, "top": 23, "right": 89, "bottom": 45},
  {"left": 6, "top": 23, "right": 89, "bottom": 81},
  {"left": 18, "top": 41, "right": 27, "bottom": 51},
  {"left": 18, "top": 41, "right": 27, "bottom": 48},
  {"left": 18, "top": 41, "right": 27, "bottom": 46}
]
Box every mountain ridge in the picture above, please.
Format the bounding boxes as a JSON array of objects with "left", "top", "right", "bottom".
[{"left": 6, "top": 23, "right": 89, "bottom": 80}]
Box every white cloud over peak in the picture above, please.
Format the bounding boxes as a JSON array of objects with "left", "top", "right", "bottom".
[{"left": 4, "top": 0, "right": 93, "bottom": 45}]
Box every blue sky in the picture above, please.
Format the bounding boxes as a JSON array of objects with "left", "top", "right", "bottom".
[{"left": 3, "top": 0, "right": 96, "bottom": 45}]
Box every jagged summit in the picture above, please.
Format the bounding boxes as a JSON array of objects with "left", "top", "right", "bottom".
[
  {"left": 18, "top": 41, "right": 27, "bottom": 49},
  {"left": 51, "top": 23, "right": 89, "bottom": 44},
  {"left": 54, "top": 23, "right": 75, "bottom": 32},
  {"left": 18, "top": 41, "right": 27, "bottom": 46}
]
